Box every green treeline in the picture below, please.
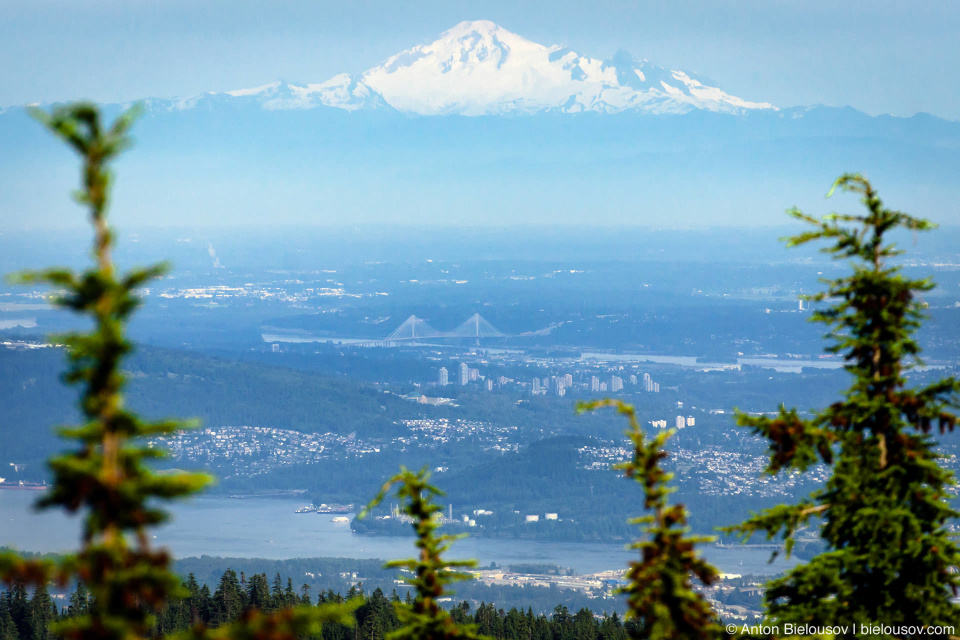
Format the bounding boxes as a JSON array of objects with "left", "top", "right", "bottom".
[
  {"left": 0, "top": 581, "right": 58, "bottom": 640},
  {"left": 0, "top": 576, "right": 637, "bottom": 640},
  {"left": 171, "top": 556, "right": 620, "bottom": 616},
  {"left": 0, "top": 345, "right": 418, "bottom": 472}
]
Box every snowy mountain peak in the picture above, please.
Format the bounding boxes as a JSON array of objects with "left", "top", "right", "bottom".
[
  {"left": 214, "top": 21, "right": 775, "bottom": 116},
  {"left": 225, "top": 81, "right": 283, "bottom": 98},
  {"left": 439, "top": 19, "right": 515, "bottom": 43},
  {"left": 444, "top": 19, "right": 504, "bottom": 36},
  {"left": 375, "top": 19, "right": 537, "bottom": 78}
]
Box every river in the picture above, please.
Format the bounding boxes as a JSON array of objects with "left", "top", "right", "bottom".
[{"left": 1, "top": 490, "right": 798, "bottom": 576}]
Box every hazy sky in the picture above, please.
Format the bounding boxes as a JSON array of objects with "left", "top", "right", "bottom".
[{"left": 2, "top": 0, "right": 959, "bottom": 120}]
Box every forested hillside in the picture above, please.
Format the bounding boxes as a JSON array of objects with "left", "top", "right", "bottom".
[{"left": 0, "top": 345, "right": 417, "bottom": 469}]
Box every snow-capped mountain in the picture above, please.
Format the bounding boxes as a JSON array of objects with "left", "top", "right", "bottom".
[
  {"left": 11, "top": 21, "right": 957, "bottom": 229},
  {"left": 193, "top": 20, "right": 774, "bottom": 116}
]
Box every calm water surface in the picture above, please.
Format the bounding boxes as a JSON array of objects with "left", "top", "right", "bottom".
[{"left": 1, "top": 491, "right": 797, "bottom": 576}]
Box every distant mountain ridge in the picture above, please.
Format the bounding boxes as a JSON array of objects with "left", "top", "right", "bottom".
[
  {"left": 2, "top": 21, "right": 959, "bottom": 228},
  {"left": 147, "top": 20, "right": 775, "bottom": 117}
]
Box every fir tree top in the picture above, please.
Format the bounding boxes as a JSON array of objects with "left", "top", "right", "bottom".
[
  {"left": 0, "top": 103, "right": 357, "bottom": 640},
  {"left": 360, "top": 467, "right": 488, "bottom": 640},
  {"left": 729, "top": 174, "right": 960, "bottom": 632}
]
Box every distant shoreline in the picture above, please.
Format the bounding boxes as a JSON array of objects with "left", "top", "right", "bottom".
[{"left": 216, "top": 489, "right": 308, "bottom": 499}]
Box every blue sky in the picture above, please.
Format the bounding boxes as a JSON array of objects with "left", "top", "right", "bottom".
[{"left": 2, "top": 0, "right": 960, "bottom": 119}]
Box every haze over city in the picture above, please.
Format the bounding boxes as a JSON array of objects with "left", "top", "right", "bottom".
[{"left": 2, "top": 1, "right": 960, "bottom": 632}]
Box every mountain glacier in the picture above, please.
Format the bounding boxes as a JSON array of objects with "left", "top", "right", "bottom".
[
  {"left": 5, "top": 21, "right": 960, "bottom": 229},
  {"left": 187, "top": 20, "right": 775, "bottom": 116}
]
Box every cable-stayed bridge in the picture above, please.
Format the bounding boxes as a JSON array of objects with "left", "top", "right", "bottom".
[
  {"left": 383, "top": 313, "right": 506, "bottom": 344},
  {"left": 453, "top": 313, "right": 506, "bottom": 340},
  {"left": 384, "top": 315, "right": 444, "bottom": 341}
]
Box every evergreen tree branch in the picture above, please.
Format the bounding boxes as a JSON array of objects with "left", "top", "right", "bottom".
[
  {"left": 577, "top": 399, "right": 723, "bottom": 640},
  {"left": 360, "top": 467, "right": 489, "bottom": 640},
  {"left": 742, "top": 174, "right": 960, "bottom": 628}
]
